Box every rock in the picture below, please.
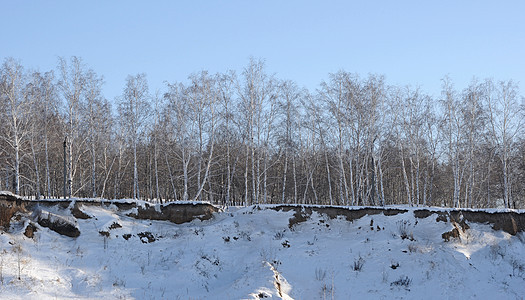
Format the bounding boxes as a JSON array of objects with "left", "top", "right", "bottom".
[
  {"left": 137, "top": 231, "right": 155, "bottom": 243},
  {"left": 71, "top": 204, "right": 91, "bottom": 219},
  {"left": 442, "top": 227, "right": 460, "bottom": 242},
  {"left": 108, "top": 222, "right": 122, "bottom": 229},
  {"left": 24, "top": 222, "right": 38, "bottom": 238},
  {"left": 36, "top": 210, "right": 80, "bottom": 238}
]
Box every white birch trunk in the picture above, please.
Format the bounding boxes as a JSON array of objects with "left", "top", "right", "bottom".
[
  {"left": 281, "top": 153, "right": 288, "bottom": 204},
  {"left": 292, "top": 155, "right": 298, "bottom": 204}
]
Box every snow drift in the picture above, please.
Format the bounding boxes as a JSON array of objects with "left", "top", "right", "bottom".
[{"left": 0, "top": 195, "right": 524, "bottom": 299}]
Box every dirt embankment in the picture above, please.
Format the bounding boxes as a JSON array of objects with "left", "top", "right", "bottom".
[
  {"left": 0, "top": 192, "right": 26, "bottom": 229},
  {"left": 3, "top": 193, "right": 524, "bottom": 238},
  {"left": 1, "top": 194, "right": 219, "bottom": 234},
  {"left": 414, "top": 209, "right": 525, "bottom": 236},
  {"left": 270, "top": 205, "right": 525, "bottom": 236},
  {"left": 269, "top": 205, "right": 408, "bottom": 228},
  {"left": 128, "top": 202, "right": 219, "bottom": 224}
]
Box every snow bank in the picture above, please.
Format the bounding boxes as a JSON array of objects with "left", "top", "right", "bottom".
[
  {"left": 33, "top": 208, "right": 80, "bottom": 238},
  {"left": 1, "top": 202, "right": 524, "bottom": 298}
]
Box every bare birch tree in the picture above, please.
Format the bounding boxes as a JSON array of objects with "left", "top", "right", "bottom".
[
  {"left": 236, "top": 58, "right": 276, "bottom": 205},
  {"left": 277, "top": 80, "right": 303, "bottom": 204},
  {"left": 118, "top": 73, "right": 150, "bottom": 200},
  {"left": 0, "top": 58, "right": 29, "bottom": 195},
  {"left": 440, "top": 77, "right": 466, "bottom": 208},
  {"left": 483, "top": 79, "right": 523, "bottom": 208},
  {"left": 58, "top": 56, "right": 87, "bottom": 198}
]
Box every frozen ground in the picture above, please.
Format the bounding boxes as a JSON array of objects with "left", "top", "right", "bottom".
[{"left": 0, "top": 203, "right": 524, "bottom": 299}]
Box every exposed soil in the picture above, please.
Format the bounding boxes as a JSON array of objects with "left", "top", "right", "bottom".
[
  {"left": 24, "top": 222, "right": 38, "bottom": 239},
  {"left": 3, "top": 192, "right": 525, "bottom": 243},
  {"left": 71, "top": 204, "right": 91, "bottom": 219},
  {"left": 270, "top": 205, "right": 408, "bottom": 228},
  {"left": 414, "top": 208, "right": 524, "bottom": 236},
  {"left": 128, "top": 203, "right": 219, "bottom": 224},
  {"left": 37, "top": 215, "right": 81, "bottom": 238},
  {"left": 270, "top": 205, "right": 525, "bottom": 237},
  {"left": 456, "top": 210, "right": 524, "bottom": 235},
  {"left": 0, "top": 193, "right": 26, "bottom": 229}
]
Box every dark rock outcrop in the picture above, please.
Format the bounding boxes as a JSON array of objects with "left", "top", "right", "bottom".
[
  {"left": 35, "top": 211, "right": 80, "bottom": 238},
  {"left": 71, "top": 204, "right": 91, "bottom": 219}
]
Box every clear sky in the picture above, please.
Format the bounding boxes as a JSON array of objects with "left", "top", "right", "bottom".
[{"left": 2, "top": 0, "right": 524, "bottom": 102}]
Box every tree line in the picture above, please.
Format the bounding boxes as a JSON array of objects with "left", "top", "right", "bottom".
[{"left": 1, "top": 56, "right": 524, "bottom": 208}]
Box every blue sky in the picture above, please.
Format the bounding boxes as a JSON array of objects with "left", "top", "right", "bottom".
[{"left": 2, "top": 1, "right": 524, "bottom": 101}]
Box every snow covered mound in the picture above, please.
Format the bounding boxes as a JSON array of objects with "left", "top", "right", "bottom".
[
  {"left": 0, "top": 203, "right": 524, "bottom": 299},
  {"left": 32, "top": 208, "right": 80, "bottom": 238}
]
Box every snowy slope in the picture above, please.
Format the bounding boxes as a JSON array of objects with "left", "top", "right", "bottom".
[{"left": 0, "top": 204, "right": 524, "bottom": 299}]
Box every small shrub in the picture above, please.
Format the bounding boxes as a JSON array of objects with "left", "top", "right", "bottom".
[
  {"left": 489, "top": 244, "right": 505, "bottom": 261},
  {"left": 108, "top": 222, "right": 122, "bottom": 230},
  {"left": 308, "top": 235, "right": 318, "bottom": 246},
  {"left": 315, "top": 267, "right": 326, "bottom": 281},
  {"left": 353, "top": 256, "right": 365, "bottom": 271},
  {"left": 274, "top": 231, "right": 285, "bottom": 240},
  {"left": 137, "top": 232, "right": 156, "bottom": 243},
  {"left": 390, "top": 262, "right": 399, "bottom": 270},
  {"left": 408, "top": 243, "right": 419, "bottom": 253},
  {"left": 260, "top": 248, "right": 279, "bottom": 268},
  {"left": 425, "top": 261, "right": 436, "bottom": 280},
  {"left": 201, "top": 254, "right": 220, "bottom": 266},
  {"left": 511, "top": 259, "right": 525, "bottom": 277},
  {"left": 239, "top": 231, "right": 251, "bottom": 241},
  {"left": 320, "top": 282, "right": 334, "bottom": 299},
  {"left": 113, "top": 277, "right": 125, "bottom": 287},
  {"left": 396, "top": 220, "right": 414, "bottom": 241},
  {"left": 391, "top": 276, "right": 412, "bottom": 289},
  {"left": 0, "top": 251, "right": 4, "bottom": 284},
  {"left": 75, "top": 246, "right": 84, "bottom": 258},
  {"left": 517, "top": 233, "right": 525, "bottom": 244},
  {"left": 382, "top": 270, "right": 389, "bottom": 283}
]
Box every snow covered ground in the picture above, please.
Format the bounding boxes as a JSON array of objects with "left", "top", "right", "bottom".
[{"left": 0, "top": 203, "right": 524, "bottom": 299}]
